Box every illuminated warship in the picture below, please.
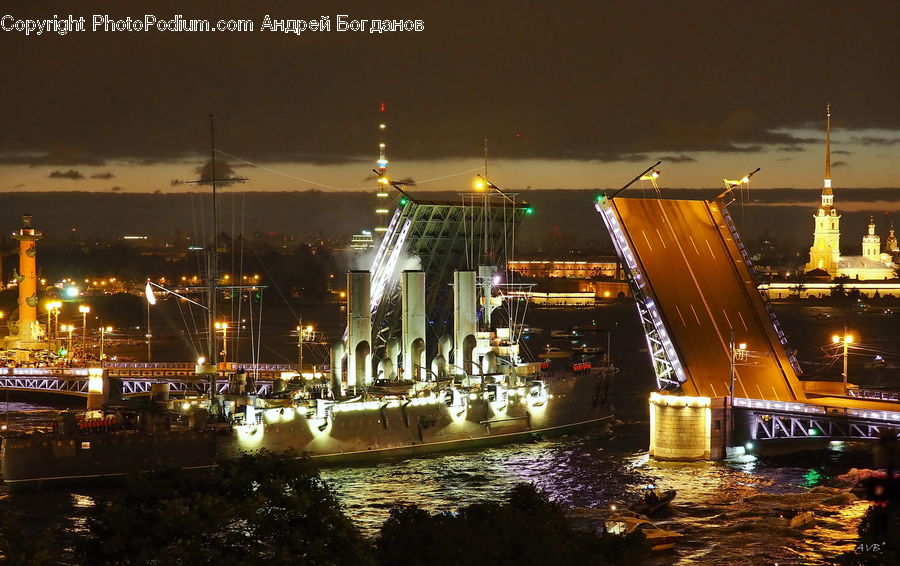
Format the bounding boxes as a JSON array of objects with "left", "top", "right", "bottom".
[
  {"left": 0, "top": 262, "right": 613, "bottom": 488},
  {"left": 0, "top": 128, "right": 613, "bottom": 489}
]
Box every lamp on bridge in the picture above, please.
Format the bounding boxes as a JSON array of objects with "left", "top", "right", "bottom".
[
  {"left": 832, "top": 330, "right": 854, "bottom": 395},
  {"left": 44, "top": 301, "right": 62, "bottom": 340},
  {"left": 639, "top": 169, "right": 662, "bottom": 197},
  {"left": 61, "top": 324, "right": 75, "bottom": 360},
  {"left": 99, "top": 326, "right": 113, "bottom": 361},
  {"left": 78, "top": 305, "right": 91, "bottom": 350},
  {"left": 215, "top": 321, "right": 229, "bottom": 364},
  {"left": 297, "top": 323, "right": 315, "bottom": 377}
]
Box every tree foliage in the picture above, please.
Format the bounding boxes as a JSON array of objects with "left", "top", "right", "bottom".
[
  {"left": 376, "top": 483, "right": 647, "bottom": 566},
  {"left": 78, "top": 451, "right": 374, "bottom": 566}
]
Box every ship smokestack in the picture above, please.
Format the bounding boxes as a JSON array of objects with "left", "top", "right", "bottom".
[
  {"left": 401, "top": 270, "right": 426, "bottom": 381},
  {"left": 346, "top": 271, "right": 372, "bottom": 388},
  {"left": 453, "top": 271, "right": 477, "bottom": 376}
]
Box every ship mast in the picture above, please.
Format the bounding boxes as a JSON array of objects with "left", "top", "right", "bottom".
[{"left": 207, "top": 114, "right": 219, "bottom": 404}]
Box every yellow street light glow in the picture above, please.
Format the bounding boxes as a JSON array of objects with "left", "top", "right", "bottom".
[
  {"left": 473, "top": 179, "right": 486, "bottom": 190},
  {"left": 79, "top": 305, "right": 91, "bottom": 314},
  {"left": 740, "top": 176, "right": 750, "bottom": 184},
  {"left": 377, "top": 176, "right": 390, "bottom": 185},
  {"left": 846, "top": 335, "right": 853, "bottom": 344},
  {"left": 379, "top": 123, "right": 386, "bottom": 130},
  {"left": 197, "top": 356, "right": 206, "bottom": 365},
  {"left": 738, "top": 343, "right": 747, "bottom": 350}
]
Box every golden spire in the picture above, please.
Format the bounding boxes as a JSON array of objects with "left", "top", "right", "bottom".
[{"left": 824, "top": 103, "right": 832, "bottom": 193}]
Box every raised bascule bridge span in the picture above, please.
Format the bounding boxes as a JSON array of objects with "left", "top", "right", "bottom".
[{"left": 596, "top": 195, "right": 900, "bottom": 459}]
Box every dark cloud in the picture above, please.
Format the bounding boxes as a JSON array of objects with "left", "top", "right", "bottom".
[
  {"left": 656, "top": 155, "right": 696, "bottom": 163},
  {"left": 832, "top": 150, "right": 852, "bottom": 155},
  {"left": 0, "top": 151, "right": 106, "bottom": 167},
  {"left": 13, "top": 183, "right": 26, "bottom": 188},
  {"left": 777, "top": 146, "right": 805, "bottom": 153},
  {"left": 193, "top": 160, "right": 247, "bottom": 187},
  {"left": 832, "top": 161, "right": 849, "bottom": 168},
  {"left": 170, "top": 179, "right": 186, "bottom": 187},
  {"left": 851, "top": 136, "right": 900, "bottom": 146},
  {"left": 2, "top": 1, "right": 900, "bottom": 167},
  {"left": 91, "top": 172, "right": 116, "bottom": 179},
  {"left": 48, "top": 169, "right": 84, "bottom": 180},
  {"left": 110, "top": 186, "right": 123, "bottom": 192}
]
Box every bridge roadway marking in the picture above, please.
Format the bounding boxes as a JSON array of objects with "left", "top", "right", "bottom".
[{"left": 612, "top": 198, "right": 805, "bottom": 402}]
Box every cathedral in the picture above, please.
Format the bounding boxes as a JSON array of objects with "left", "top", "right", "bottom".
[{"left": 805, "top": 105, "right": 896, "bottom": 280}]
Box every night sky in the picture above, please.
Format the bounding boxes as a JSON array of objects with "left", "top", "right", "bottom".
[{"left": 3, "top": 1, "right": 900, "bottom": 192}]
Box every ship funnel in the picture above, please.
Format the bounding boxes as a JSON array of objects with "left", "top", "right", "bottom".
[
  {"left": 401, "top": 270, "right": 426, "bottom": 381},
  {"left": 453, "top": 271, "right": 477, "bottom": 376},
  {"left": 346, "top": 271, "right": 372, "bottom": 388}
]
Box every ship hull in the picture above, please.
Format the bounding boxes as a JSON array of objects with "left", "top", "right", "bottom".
[{"left": 1, "top": 373, "right": 612, "bottom": 490}]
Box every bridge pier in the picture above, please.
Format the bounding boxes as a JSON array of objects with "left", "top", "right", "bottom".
[
  {"left": 649, "top": 393, "right": 728, "bottom": 461},
  {"left": 86, "top": 367, "right": 108, "bottom": 410}
]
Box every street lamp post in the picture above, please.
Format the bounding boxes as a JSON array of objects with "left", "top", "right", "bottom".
[
  {"left": 146, "top": 298, "right": 152, "bottom": 362},
  {"left": 45, "top": 301, "right": 62, "bottom": 341},
  {"left": 728, "top": 330, "right": 748, "bottom": 454},
  {"left": 100, "top": 326, "right": 113, "bottom": 361},
  {"left": 832, "top": 328, "right": 854, "bottom": 395},
  {"left": 297, "top": 323, "right": 314, "bottom": 376},
  {"left": 79, "top": 305, "right": 91, "bottom": 351},
  {"left": 215, "top": 321, "right": 228, "bottom": 364},
  {"left": 61, "top": 324, "right": 74, "bottom": 360}
]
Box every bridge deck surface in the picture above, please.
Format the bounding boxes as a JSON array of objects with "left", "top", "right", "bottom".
[{"left": 611, "top": 198, "right": 805, "bottom": 401}]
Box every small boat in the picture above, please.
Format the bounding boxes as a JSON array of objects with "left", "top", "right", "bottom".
[
  {"left": 368, "top": 379, "right": 416, "bottom": 396},
  {"left": 539, "top": 346, "right": 571, "bottom": 359},
  {"left": 550, "top": 329, "right": 579, "bottom": 339},
  {"left": 572, "top": 346, "right": 604, "bottom": 355},
  {"left": 632, "top": 487, "right": 676, "bottom": 516},
  {"left": 789, "top": 510, "right": 815, "bottom": 529},
  {"left": 604, "top": 516, "right": 682, "bottom": 551}
]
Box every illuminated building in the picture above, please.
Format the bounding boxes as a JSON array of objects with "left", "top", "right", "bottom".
[
  {"left": 350, "top": 230, "right": 375, "bottom": 250},
  {"left": 806, "top": 104, "right": 841, "bottom": 276},
  {"left": 884, "top": 222, "right": 898, "bottom": 254},
  {"left": 507, "top": 258, "right": 620, "bottom": 279},
  {"left": 806, "top": 105, "right": 894, "bottom": 280}
]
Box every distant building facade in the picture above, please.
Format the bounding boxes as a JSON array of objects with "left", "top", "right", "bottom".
[{"left": 806, "top": 105, "right": 895, "bottom": 280}]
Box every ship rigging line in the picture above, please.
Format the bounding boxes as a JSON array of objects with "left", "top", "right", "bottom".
[
  {"left": 215, "top": 148, "right": 483, "bottom": 190},
  {"left": 246, "top": 242, "right": 300, "bottom": 323}
]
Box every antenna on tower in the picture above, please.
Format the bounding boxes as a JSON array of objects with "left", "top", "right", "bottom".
[
  {"left": 825, "top": 103, "right": 832, "bottom": 186},
  {"left": 374, "top": 103, "right": 391, "bottom": 234}
]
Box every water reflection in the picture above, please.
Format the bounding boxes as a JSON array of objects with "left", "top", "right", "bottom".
[{"left": 323, "top": 426, "right": 873, "bottom": 564}]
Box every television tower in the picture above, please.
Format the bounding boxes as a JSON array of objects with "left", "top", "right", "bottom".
[{"left": 374, "top": 102, "right": 390, "bottom": 234}]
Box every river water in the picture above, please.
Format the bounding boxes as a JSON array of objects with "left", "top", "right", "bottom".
[{"left": 1, "top": 302, "right": 896, "bottom": 564}]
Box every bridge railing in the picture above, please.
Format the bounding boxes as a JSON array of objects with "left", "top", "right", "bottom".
[
  {"left": 718, "top": 203, "right": 802, "bottom": 376},
  {"left": 848, "top": 388, "right": 900, "bottom": 402},
  {"left": 736, "top": 396, "right": 900, "bottom": 442}
]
